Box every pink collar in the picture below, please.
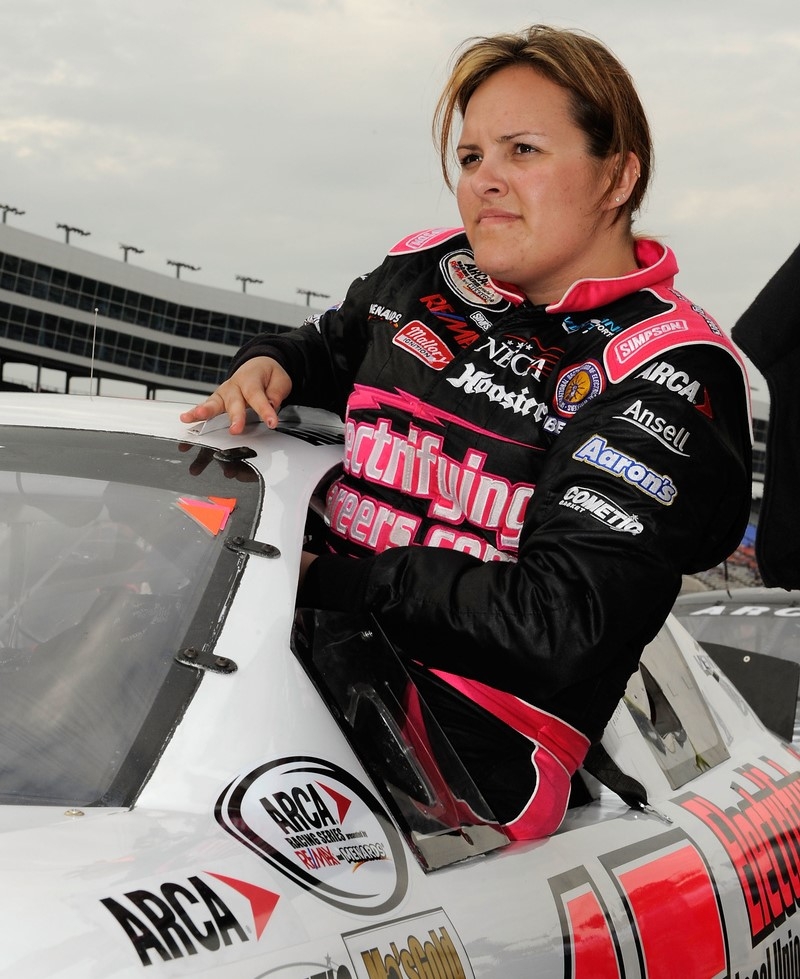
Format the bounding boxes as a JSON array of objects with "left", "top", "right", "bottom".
[{"left": 490, "top": 239, "right": 678, "bottom": 313}]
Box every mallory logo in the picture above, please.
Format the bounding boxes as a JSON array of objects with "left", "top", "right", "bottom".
[{"left": 392, "top": 321, "right": 454, "bottom": 370}]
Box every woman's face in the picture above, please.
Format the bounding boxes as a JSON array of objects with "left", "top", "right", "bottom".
[{"left": 455, "top": 64, "right": 627, "bottom": 305}]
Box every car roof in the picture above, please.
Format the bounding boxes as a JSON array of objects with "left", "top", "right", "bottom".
[{"left": 674, "top": 586, "right": 800, "bottom": 608}]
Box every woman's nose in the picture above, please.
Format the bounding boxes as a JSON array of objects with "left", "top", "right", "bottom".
[{"left": 470, "top": 157, "right": 507, "bottom": 197}]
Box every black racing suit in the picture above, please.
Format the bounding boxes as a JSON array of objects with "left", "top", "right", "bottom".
[{"left": 232, "top": 228, "right": 753, "bottom": 833}]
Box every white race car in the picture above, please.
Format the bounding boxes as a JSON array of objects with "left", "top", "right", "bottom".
[
  {"left": 674, "top": 586, "right": 800, "bottom": 745},
  {"left": 1, "top": 391, "right": 796, "bottom": 979}
]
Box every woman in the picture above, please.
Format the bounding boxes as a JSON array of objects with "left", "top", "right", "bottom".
[{"left": 181, "top": 26, "right": 752, "bottom": 838}]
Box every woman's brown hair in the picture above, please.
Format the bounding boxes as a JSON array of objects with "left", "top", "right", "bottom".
[{"left": 433, "top": 25, "right": 652, "bottom": 221}]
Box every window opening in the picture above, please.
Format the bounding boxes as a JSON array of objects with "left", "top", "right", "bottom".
[
  {"left": 623, "top": 627, "right": 729, "bottom": 788},
  {"left": 292, "top": 609, "right": 508, "bottom": 871}
]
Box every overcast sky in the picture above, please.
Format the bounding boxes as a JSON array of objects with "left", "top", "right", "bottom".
[{"left": 2, "top": 0, "right": 799, "bottom": 390}]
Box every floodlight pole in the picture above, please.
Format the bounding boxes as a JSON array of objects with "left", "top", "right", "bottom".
[
  {"left": 296, "top": 287, "right": 330, "bottom": 307},
  {"left": 235, "top": 275, "right": 264, "bottom": 294},
  {"left": 57, "top": 223, "right": 90, "bottom": 244},
  {"left": 0, "top": 204, "right": 25, "bottom": 224},
  {"left": 167, "top": 259, "right": 201, "bottom": 279},
  {"left": 120, "top": 244, "right": 144, "bottom": 263}
]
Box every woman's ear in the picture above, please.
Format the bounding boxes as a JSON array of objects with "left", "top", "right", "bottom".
[{"left": 605, "top": 151, "right": 641, "bottom": 212}]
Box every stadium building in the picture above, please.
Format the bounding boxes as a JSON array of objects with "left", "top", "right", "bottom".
[{"left": 0, "top": 223, "right": 315, "bottom": 400}]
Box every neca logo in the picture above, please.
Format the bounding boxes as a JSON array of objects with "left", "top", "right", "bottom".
[{"left": 101, "top": 872, "right": 279, "bottom": 967}]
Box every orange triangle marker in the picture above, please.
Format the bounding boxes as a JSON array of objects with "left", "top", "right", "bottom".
[
  {"left": 209, "top": 497, "right": 237, "bottom": 510},
  {"left": 177, "top": 497, "right": 237, "bottom": 536}
]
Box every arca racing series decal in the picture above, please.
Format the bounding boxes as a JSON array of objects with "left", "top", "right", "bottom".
[
  {"left": 440, "top": 249, "right": 511, "bottom": 310},
  {"left": 342, "top": 908, "right": 474, "bottom": 979},
  {"left": 216, "top": 757, "right": 408, "bottom": 916},
  {"left": 101, "top": 871, "right": 280, "bottom": 968}
]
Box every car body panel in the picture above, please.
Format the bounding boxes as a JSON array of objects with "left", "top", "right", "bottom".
[
  {"left": 1, "top": 393, "right": 798, "bottom": 978},
  {"left": 674, "top": 586, "right": 800, "bottom": 743}
]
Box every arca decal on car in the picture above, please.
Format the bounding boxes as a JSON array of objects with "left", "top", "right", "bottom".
[
  {"left": 100, "top": 871, "right": 281, "bottom": 968},
  {"left": 216, "top": 756, "right": 409, "bottom": 915}
]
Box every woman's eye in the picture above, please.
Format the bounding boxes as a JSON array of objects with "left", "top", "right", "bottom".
[
  {"left": 514, "top": 142, "right": 538, "bottom": 156},
  {"left": 458, "top": 152, "right": 481, "bottom": 168}
]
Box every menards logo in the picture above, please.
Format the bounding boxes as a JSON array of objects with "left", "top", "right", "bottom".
[{"left": 101, "top": 872, "right": 279, "bottom": 967}]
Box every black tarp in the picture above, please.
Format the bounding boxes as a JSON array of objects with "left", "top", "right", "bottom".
[{"left": 732, "top": 242, "right": 800, "bottom": 588}]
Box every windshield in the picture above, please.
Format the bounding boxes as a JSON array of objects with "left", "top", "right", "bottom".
[{"left": 0, "top": 427, "right": 260, "bottom": 807}]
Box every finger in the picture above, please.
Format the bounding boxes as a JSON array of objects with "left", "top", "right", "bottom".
[
  {"left": 222, "top": 392, "right": 251, "bottom": 435},
  {"left": 239, "top": 384, "right": 280, "bottom": 429},
  {"left": 188, "top": 447, "right": 214, "bottom": 476},
  {"left": 179, "top": 394, "right": 223, "bottom": 424}
]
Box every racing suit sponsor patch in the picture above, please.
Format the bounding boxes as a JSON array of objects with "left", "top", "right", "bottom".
[
  {"left": 342, "top": 417, "right": 534, "bottom": 552},
  {"left": 369, "top": 303, "right": 402, "bottom": 323},
  {"left": 603, "top": 314, "right": 746, "bottom": 386},
  {"left": 392, "top": 321, "right": 454, "bottom": 370},
  {"left": 615, "top": 400, "right": 691, "bottom": 456},
  {"left": 419, "top": 292, "right": 481, "bottom": 348},
  {"left": 636, "top": 360, "right": 702, "bottom": 403},
  {"left": 470, "top": 310, "right": 493, "bottom": 332},
  {"left": 476, "top": 335, "right": 551, "bottom": 380},
  {"left": 558, "top": 485, "right": 644, "bottom": 535},
  {"left": 389, "top": 227, "right": 463, "bottom": 253},
  {"left": 604, "top": 319, "right": 689, "bottom": 378},
  {"left": 440, "top": 249, "right": 510, "bottom": 309},
  {"left": 554, "top": 361, "right": 605, "bottom": 416},
  {"left": 562, "top": 314, "right": 622, "bottom": 337},
  {"left": 573, "top": 435, "right": 677, "bottom": 505},
  {"left": 447, "top": 362, "right": 549, "bottom": 419}
]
